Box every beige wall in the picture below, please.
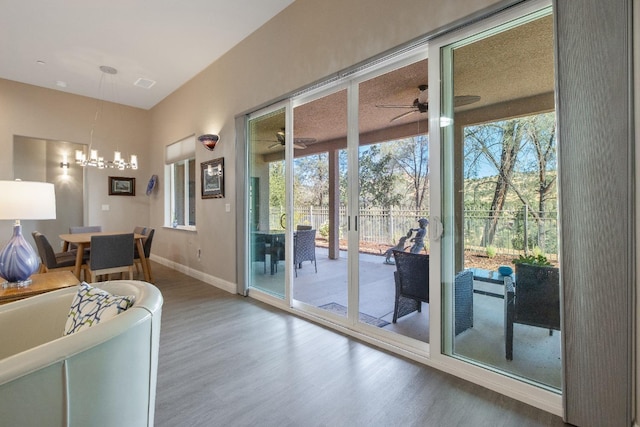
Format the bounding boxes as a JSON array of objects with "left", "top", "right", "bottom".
[
  {"left": 148, "top": 0, "right": 504, "bottom": 284},
  {"left": 0, "top": 0, "right": 505, "bottom": 282},
  {"left": 0, "top": 79, "right": 151, "bottom": 245}
]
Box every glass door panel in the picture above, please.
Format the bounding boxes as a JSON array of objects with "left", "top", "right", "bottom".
[
  {"left": 440, "top": 10, "right": 561, "bottom": 389},
  {"left": 357, "top": 59, "right": 430, "bottom": 341},
  {"left": 248, "top": 108, "right": 287, "bottom": 298},
  {"left": 292, "top": 89, "right": 349, "bottom": 320}
]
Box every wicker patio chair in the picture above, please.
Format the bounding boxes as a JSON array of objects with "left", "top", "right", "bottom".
[
  {"left": 454, "top": 269, "right": 474, "bottom": 335},
  {"left": 505, "top": 263, "right": 560, "bottom": 360},
  {"left": 392, "top": 250, "right": 429, "bottom": 323},
  {"left": 293, "top": 229, "right": 317, "bottom": 277}
]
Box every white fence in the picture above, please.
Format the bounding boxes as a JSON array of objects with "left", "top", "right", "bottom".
[{"left": 268, "top": 206, "right": 558, "bottom": 257}]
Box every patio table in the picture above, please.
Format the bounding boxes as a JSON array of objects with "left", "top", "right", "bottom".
[{"left": 471, "top": 268, "right": 514, "bottom": 299}]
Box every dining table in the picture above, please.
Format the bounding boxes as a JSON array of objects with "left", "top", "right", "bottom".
[{"left": 59, "top": 232, "right": 151, "bottom": 282}]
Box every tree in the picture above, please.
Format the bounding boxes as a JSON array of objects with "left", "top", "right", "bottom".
[
  {"left": 358, "top": 144, "right": 401, "bottom": 208},
  {"left": 519, "top": 113, "right": 557, "bottom": 250},
  {"left": 465, "top": 120, "right": 524, "bottom": 246},
  {"left": 269, "top": 161, "right": 285, "bottom": 209},
  {"left": 294, "top": 153, "right": 329, "bottom": 206},
  {"left": 388, "top": 134, "right": 430, "bottom": 210},
  {"left": 464, "top": 112, "right": 557, "bottom": 250}
]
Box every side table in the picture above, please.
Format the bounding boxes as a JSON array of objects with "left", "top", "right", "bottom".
[{"left": 0, "top": 271, "right": 80, "bottom": 305}]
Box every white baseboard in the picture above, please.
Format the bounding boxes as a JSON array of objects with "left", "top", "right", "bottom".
[{"left": 149, "top": 254, "right": 236, "bottom": 294}]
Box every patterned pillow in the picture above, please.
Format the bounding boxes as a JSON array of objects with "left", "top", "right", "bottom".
[{"left": 64, "top": 282, "right": 135, "bottom": 335}]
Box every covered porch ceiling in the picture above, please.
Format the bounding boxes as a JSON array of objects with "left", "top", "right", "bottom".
[{"left": 254, "top": 14, "right": 554, "bottom": 159}]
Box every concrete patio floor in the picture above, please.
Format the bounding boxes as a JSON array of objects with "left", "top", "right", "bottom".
[{"left": 250, "top": 246, "right": 561, "bottom": 390}]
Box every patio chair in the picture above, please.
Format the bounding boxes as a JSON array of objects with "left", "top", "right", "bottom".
[
  {"left": 87, "top": 233, "right": 134, "bottom": 283},
  {"left": 252, "top": 234, "right": 269, "bottom": 274},
  {"left": 296, "top": 224, "right": 312, "bottom": 231},
  {"left": 454, "top": 269, "right": 474, "bottom": 335},
  {"left": 505, "top": 263, "right": 560, "bottom": 360},
  {"left": 392, "top": 250, "right": 429, "bottom": 323},
  {"left": 293, "top": 229, "right": 317, "bottom": 277}
]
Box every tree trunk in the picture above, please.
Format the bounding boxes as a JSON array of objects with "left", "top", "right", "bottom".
[{"left": 480, "top": 121, "right": 522, "bottom": 246}]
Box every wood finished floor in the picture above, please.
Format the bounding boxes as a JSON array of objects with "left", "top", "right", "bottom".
[{"left": 150, "top": 261, "right": 568, "bottom": 427}]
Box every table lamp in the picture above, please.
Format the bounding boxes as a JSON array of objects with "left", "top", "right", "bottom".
[{"left": 0, "top": 180, "right": 56, "bottom": 288}]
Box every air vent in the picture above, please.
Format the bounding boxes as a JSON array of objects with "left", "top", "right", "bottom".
[{"left": 134, "top": 77, "right": 156, "bottom": 89}]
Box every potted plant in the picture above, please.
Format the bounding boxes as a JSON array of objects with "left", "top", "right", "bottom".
[{"left": 512, "top": 253, "right": 551, "bottom": 267}]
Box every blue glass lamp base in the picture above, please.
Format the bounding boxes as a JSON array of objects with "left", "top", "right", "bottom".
[{"left": 0, "top": 224, "right": 39, "bottom": 287}]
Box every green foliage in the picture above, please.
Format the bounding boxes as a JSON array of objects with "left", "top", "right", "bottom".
[
  {"left": 318, "top": 222, "right": 329, "bottom": 238},
  {"left": 359, "top": 145, "right": 401, "bottom": 208},
  {"left": 512, "top": 254, "right": 551, "bottom": 266},
  {"left": 486, "top": 245, "right": 497, "bottom": 258},
  {"left": 269, "top": 161, "right": 286, "bottom": 208},
  {"left": 294, "top": 154, "right": 329, "bottom": 206}
]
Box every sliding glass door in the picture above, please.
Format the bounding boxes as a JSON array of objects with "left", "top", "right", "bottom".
[
  {"left": 247, "top": 106, "right": 287, "bottom": 299},
  {"left": 291, "top": 87, "right": 350, "bottom": 321},
  {"left": 285, "top": 55, "right": 433, "bottom": 346},
  {"left": 245, "top": 0, "right": 562, "bottom": 413},
  {"left": 433, "top": 4, "right": 561, "bottom": 390},
  {"left": 356, "top": 58, "right": 430, "bottom": 342}
]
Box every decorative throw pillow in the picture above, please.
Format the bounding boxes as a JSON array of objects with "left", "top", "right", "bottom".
[{"left": 64, "top": 282, "right": 135, "bottom": 335}]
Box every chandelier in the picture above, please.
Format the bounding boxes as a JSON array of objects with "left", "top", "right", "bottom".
[
  {"left": 75, "top": 149, "right": 137, "bottom": 170},
  {"left": 75, "top": 65, "right": 138, "bottom": 170}
]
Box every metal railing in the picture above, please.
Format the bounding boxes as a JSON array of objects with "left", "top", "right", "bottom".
[{"left": 266, "top": 206, "right": 558, "bottom": 258}]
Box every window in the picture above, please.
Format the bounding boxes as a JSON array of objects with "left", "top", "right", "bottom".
[{"left": 165, "top": 136, "right": 196, "bottom": 229}]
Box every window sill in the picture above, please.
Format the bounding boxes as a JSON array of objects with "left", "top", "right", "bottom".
[{"left": 164, "top": 225, "right": 197, "bottom": 232}]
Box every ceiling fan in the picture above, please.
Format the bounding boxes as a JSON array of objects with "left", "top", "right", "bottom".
[
  {"left": 267, "top": 129, "right": 315, "bottom": 150},
  {"left": 376, "top": 85, "right": 481, "bottom": 122}
]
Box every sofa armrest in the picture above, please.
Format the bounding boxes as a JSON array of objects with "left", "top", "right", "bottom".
[{"left": 0, "top": 290, "right": 75, "bottom": 360}]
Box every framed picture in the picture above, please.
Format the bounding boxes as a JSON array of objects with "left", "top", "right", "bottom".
[
  {"left": 201, "top": 157, "right": 224, "bottom": 199},
  {"left": 108, "top": 176, "right": 135, "bottom": 196}
]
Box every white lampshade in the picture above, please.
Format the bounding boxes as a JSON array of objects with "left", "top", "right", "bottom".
[{"left": 0, "top": 180, "right": 56, "bottom": 220}]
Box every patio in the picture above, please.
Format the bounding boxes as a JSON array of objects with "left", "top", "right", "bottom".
[{"left": 251, "top": 246, "right": 561, "bottom": 389}]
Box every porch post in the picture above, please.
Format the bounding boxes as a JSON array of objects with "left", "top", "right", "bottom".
[{"left": 328, "top": 149, "right": 340, "bottom": 259}]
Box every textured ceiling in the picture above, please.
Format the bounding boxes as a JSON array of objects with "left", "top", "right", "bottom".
[{"left": 254, "top": 14, "right": 554, "bottom": 156}]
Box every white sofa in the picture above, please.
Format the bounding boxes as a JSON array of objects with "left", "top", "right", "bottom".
[{"left": 0, "top": 280, "right": 163, "bottom": 427}]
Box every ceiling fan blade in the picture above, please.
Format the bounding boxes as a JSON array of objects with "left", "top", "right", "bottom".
[
  {"left": 454, "top": 95, "right": 481, "bottom": 107},
  {"left": 294, "top": 137, "right": 316, "bottom": 144},
  {"left": 376, "top": 104, "right": 416, "bottom": 109},
  {"left": 390, "top": 110, "right": 418, "bottom": 122},
  {"left": 268, "top": 142, "right": 281, "bottom": 149},
  {"left": 293, "top": 142, "right": 307, "bottom": 149}
]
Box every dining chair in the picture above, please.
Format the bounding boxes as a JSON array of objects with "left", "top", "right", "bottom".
[
  {"left": 134, "top": 228, "right": 154, "bottom": 282},
  {"left": 69, "top": 225, "right": 102, "bottom": 234},
  {"left": 87, "top": 233, "right": 134, "bottom": 283},
  {"left": 68, "top": 225, "right": 103, "bottom": 253},
  {"left": 32, "top": 231, "right": 88, "bottom": 278},
  {"left": 133, "top": 226, "right": 147, "bottom": 235}
]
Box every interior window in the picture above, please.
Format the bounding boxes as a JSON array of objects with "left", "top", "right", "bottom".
[{"left": 165, "top": 136, "right": 196, "bottom": 228}]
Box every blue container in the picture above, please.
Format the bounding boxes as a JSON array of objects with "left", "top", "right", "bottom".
[{"left": 498, "top": 265, "right": 513, "bottom": 276}]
